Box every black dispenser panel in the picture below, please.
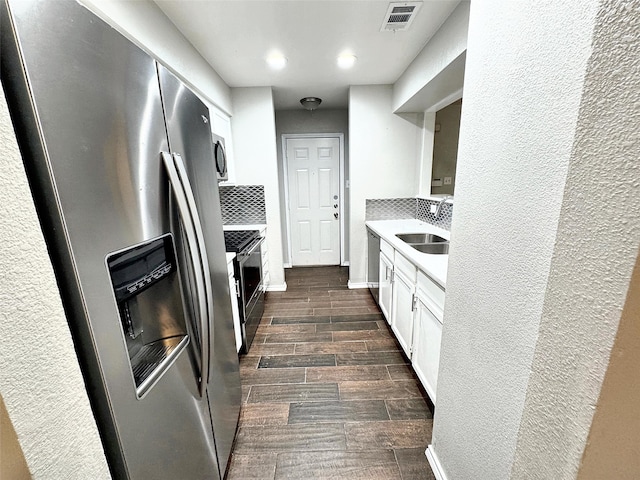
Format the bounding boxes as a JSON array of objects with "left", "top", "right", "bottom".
[{"left": 107, "top": 234, "right": 189, "bottom": 398}]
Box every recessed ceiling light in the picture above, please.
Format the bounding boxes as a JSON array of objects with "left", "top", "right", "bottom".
[
  {"left": 337, "top": 53, "right": 357, "bottom": 69},
  {"left": 266, "top": 53, "right": 287, "bottom": 70}
]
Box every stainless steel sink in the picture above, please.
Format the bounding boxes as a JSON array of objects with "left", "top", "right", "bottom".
[
  {"left": 396, "top": 233, "right": 448, "bottom": 244},
  {"left": 411, "top": 243, "right": 449, "bottom": 254}
]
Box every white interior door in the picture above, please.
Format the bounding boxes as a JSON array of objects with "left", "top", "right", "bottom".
[{"left": 286, "top": 137, "right": 340, "bottom": 266}]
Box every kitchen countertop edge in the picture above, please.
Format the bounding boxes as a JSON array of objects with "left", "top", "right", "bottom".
[
  {"left": 223, "top": 224, "right": 267, "bottom": 232},
  {"left": 365, "top": 219, "right": 449, "bottom": 289}
]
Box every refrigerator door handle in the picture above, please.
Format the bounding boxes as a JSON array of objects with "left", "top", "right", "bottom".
[
  {"left": 161, "top": 152, "right": 211, "bottom": 396},
  {"left": 171, "top": 152, "right": 214, "bottom": 388}
]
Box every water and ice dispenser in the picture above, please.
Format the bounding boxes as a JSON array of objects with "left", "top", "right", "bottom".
[{"left": 106, "top": 234, "right": 189, "bottom": 398}]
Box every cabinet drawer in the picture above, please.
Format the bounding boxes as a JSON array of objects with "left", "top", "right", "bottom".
[
  {"left": 380, "top": 238, "right": 394, "bottom": 261},
  {"left": 417, "top": 270, "right": 445, "bottom": 321},
  {"left": 395, "top": 252, "right": 417, "bottom": 283}
]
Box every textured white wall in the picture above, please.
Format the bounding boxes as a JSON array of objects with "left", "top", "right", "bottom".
[
  {"left": 392, "top": 1, "right": 469, "bottom": 112},
  {"left": 348, "top": 85, "right": 423, "bottom": 286},
  {"left": 0, "top": 88, "right": 110, "bottom": 478},
  {"left": 275, "top": 109, "right": 350, "bottom": 266},
  {"left": 417, "top": 112, "right": 436, "bottom": 197},
  {"left": 231, "top": 87, "right": 286, "bottom": 289},
  {"left": 511, "top": 1, "right": 640, "bottom": 477},
  {"left": 79, "top": 0, "right": 232, "bottom": 114},
  {"left": 431, "top": 1, "right": 599, "bottom": 479}
]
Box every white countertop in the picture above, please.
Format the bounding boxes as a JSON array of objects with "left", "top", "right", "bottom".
[
  {"left": 365, "top": 219, "right": 450, "bottom": 288},
  {"left": 223, "top": 224, "right": 267, "bottom": 233}
]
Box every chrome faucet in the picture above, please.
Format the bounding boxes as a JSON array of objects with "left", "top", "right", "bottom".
[{"left": 435, "top": 195, "right": 453, "bottom": 218}]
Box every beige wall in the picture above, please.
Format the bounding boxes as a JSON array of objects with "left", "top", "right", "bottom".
[
  {"left": 0, "top": 395, "right": 30, "bottom": 480},
  {"left": 577, "top": 254, "right": 640, "bottom": 479}
]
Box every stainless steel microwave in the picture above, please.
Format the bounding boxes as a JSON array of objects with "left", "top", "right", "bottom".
[{"left": 212, "top": 133, "right": 228, "bottom": 182}]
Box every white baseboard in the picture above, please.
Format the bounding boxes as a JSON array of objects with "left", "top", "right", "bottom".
[
  {"left": 347, "top": 281, "right": 368, "bottom": 290},
  {"left": 426, "top": 445, "right": 447, "bottom": 480},
  {"left": 266, "top": 282, "right": 287, "bottom": 292}
]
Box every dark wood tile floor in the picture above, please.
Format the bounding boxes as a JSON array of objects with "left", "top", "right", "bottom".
[{"left": 226, "top": 266, "right": 435, "bottom": 480}]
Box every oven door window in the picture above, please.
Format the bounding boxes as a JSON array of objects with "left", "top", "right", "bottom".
[{"left": 241, "top": 245, "right": 262, "bottom": 305}]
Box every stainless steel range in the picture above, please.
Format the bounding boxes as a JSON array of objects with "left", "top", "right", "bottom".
[{"left": 224, "top": 230, "right": 265, "bottom": 353}]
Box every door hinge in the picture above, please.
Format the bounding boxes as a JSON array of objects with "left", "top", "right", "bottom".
[{"left": 411, "top": 293, "right": 417, "bottom": 312}]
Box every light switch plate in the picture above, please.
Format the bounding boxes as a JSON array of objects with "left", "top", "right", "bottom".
[{"left": 444, "top": 176, "right": 452, "bottom": 185}]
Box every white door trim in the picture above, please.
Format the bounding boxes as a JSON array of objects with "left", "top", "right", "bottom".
[{"left": 282, "top": 133, "right": 345, "bottom": 267}]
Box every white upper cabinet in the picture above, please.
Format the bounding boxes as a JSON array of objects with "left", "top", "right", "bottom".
[{"left": 208, "top": 103, "right": 235, "bottom": 184}]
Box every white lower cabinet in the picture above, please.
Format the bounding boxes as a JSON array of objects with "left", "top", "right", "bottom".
[
  {"left": 412, "top": 294, "right": 443, "bottom": 403},
  {"left": 390, "top": 255, "right": 417, "bottom": 358},
  {"left": 379, "top": 250, "right": 394, "bottom": 323},
  {"left": 374, "top": 236, "right": 445, "bottom": 405}
]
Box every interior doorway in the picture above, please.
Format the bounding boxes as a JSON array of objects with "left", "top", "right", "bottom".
[{"left": 283, "top": 134, "right": 345, "bottom": 266}]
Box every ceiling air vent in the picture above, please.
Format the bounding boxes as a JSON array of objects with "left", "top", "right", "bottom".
[{"left": 380, "top": 2, "right": 422, "bottom": 31}]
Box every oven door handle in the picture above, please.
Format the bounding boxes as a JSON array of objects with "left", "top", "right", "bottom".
[
  {"left": 161, "top": 152, "right": 211, "bottom": 397},
  {"left": 245, "top": 236, "right": 265, "bottom": 257}
]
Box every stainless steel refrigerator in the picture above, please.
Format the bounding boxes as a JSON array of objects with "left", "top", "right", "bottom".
[{"left": 1, "top": 0, "right": 241, "bottom": 478}]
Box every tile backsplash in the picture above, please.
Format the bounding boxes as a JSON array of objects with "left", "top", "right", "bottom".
[
  {"left": 416, "top": 198, "right": 453, "bottom": 230},
  {"left": 365, "top": 198, "right": 416, "bottom": 221},
  {"left": 219, "top": 186, "right": 452, "bottom": 228},
  {"left": 218, "top": 185, "right": 266, "bottom": 224},
  {"left": 365, "top": 197, "right": 453, "bottom": 231}
]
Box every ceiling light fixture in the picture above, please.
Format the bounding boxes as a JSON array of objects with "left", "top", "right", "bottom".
[
  {"left": 266, "top": 53, "right": 287, "bottom": 70},
  {"left": 337, "top": 53, "right": 357, "bottom": 69},
  {"left": 300, "top": 97, "right": 322, "bottom": 111}
]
